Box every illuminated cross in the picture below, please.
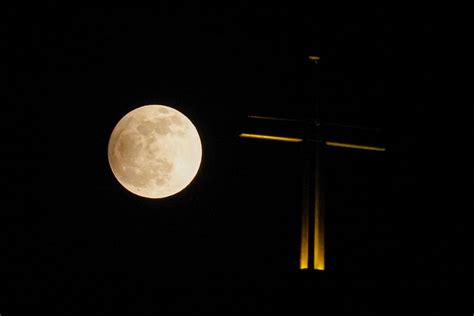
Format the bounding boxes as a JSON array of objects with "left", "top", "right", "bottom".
[{"left": 239, "top": 56, "right": 386, "bottom": 271}]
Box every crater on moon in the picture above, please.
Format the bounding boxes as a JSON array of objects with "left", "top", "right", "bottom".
[{"left": 108, "top": 104, "right": 202, "bottom": 198}]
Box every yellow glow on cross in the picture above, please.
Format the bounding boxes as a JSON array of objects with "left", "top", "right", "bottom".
[
  {"left": 239, "top": 133, "right": 303, "bottom": 143},
  {"left": 314, "top": 192, "right": 325, "bottom": 270},
  {"left": 300, "top": 203, "right": 309, "bottom": 269},
  {"left": 309, "top": 56, "right": 321, "bottom": 63},
  {"left": 325, "top": 141, "right": 386, "bottom": 152}
]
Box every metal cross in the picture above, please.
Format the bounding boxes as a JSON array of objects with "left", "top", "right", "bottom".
[{"left": 239, "top": 56, "right": 385, "bottom": 270}]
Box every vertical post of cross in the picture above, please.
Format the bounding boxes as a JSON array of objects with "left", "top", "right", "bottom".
[
  {"left": 312, "top": 55, "right": 325, "bottom": 271},
  {"left": 299, "top": 55, "right": 325, "bottom": 270}
]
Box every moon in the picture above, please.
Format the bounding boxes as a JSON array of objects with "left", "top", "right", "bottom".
[{"left": 108, "top": 104, "right": 202, "bottom": 198}]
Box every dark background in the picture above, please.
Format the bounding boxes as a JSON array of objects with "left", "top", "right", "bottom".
[{"left": 2, "top": 5, "right": 463, "bottom": 315}]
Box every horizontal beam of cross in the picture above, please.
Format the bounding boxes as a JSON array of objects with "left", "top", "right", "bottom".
[{"left": 239, "top": 133, "right": 386, "bottom": 151}]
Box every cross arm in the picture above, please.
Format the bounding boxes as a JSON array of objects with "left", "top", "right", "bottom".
[
  {"left": 239, "top": 115, "right": 386, "bottom": 151},
  {"left": 239, "top": 133, "right": 385, "bottom": 152}
]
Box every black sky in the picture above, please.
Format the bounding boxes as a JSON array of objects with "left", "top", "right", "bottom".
[{"left": 2, "top": 5, "right": 462, "bottom": 315}]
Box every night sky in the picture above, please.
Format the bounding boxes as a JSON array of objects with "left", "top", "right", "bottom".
[{"left": 3, "top": 5, "right": 462, "bottom": 315}]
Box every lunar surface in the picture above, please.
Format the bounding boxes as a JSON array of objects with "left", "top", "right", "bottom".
[{"left": 108, "top": 104, "right": 202, "bottom": 198}]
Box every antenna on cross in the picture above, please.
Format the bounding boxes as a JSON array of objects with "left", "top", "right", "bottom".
[{"left": 239, "top": 55, "right": 386, "bottom": 271}]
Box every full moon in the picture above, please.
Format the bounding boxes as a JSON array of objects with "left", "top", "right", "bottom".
[{"left": 108, "top": 104, "right": 202, "bottom": 198}]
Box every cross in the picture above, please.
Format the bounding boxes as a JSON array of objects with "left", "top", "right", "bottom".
[{"left": 239, "top": 56, "right": 386, "bottom": 270}]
